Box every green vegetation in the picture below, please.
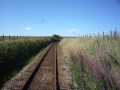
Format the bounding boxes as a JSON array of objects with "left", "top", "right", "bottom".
[
  {"left": 0, "top": 37, "right": 53, "bottom": 85},
  {"left": 60, "top": 31, "right": 120, "bottom": 89},
  {"left": 0, "top": 34, "right": 63, "bottom": 42},
  {"left": 0, "top": 35, "right": 48, "bottom": 41},
  {"left": 51, "top": 34, "right": 63, "bottom": 42}
]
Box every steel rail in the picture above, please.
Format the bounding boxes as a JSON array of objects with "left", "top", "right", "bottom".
[
  {"left": 54, "top": 45, "right": 57, "bottom": 90},
  {"left": 21, "top": 43, "right": 53, "bottom": 90},
  {"left": 54, "top": 43, "right": 60, "bottom": 90}
]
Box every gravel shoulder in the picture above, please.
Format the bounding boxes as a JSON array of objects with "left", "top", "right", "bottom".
[{"left": 57, "top": 43, "right": 72, "bottom": 90}]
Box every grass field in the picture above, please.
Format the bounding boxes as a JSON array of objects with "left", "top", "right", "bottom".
[
  {"left": 60, "top": 31, "right": 120, "bottom": 89},
  {"left": 0, "top": 37, "right": 53, "bottom": 85}
]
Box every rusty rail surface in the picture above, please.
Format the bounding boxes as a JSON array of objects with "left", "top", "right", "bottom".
[{"left": 21, "top": 43, "right": 59, "bottom": 90}]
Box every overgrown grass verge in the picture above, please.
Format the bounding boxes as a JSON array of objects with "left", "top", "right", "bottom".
[
  {"left": 59, "top": 33, "right": 120, "bottom": 89},
  {"left": 69, "top": 50, "right": 116, "bottom": 89},
  {"left": 0, "top": 38, "right": 52, "bottom": 85}
]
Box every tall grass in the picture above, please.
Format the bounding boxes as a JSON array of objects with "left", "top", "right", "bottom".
[
  {"left": 0, "top": 38, "right": 52, "bottom": 85},
  {"left": 60, "top": 31, "right": 120, "bottom": 89}
]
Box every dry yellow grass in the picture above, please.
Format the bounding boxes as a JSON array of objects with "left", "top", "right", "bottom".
[{"left": 59, "top": 37, "right": 120, "bottom": 89}]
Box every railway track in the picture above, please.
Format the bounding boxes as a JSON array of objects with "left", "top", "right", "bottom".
[{"left": 21, "top": 43, "right": 59, "bottom": 90}]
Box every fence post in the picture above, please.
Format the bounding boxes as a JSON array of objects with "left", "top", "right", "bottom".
[
  {"left": 9, "top": 35, "right": 10, "bottom": 41},
  {"left": 110, "top": 31, "right": 112, "bottom": 38},
  {"left": 103, "top": 32, "right": 104, "bottom": 39},
  {"left": 98, "top": 32, "right": 99, "bottom": 38},
  {"left": 93, "top": 33, "right": 95, "bottom": 38},
  {"left": 90, "top": 34, "right": 91, "bottom": 38},
  {"left": 17, "top": 35, "right": 18, "bottom": 40},
  {"left": 12, "top": 35, "right": 14, "bottom": 40},
  {"left": 113, "top": 30, "right": 117, "bottom": 39},
  {"left": 3, "top": 34, "right": 4, "bottom": 41},
  {"left": 20, "top": 36, "right": 21, "bottom": 40}
]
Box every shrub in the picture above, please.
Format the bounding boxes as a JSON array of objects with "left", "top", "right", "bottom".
[{"left": 50, "top": 34, "right": 63, "bottom": 42}]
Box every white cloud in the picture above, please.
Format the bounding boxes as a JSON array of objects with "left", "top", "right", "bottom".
[
  {"left": 68, "top": 29, "right": 79, "bottom": 33},
  {"left": 25, "top": 27, "right": 32, "bottom": 31}
]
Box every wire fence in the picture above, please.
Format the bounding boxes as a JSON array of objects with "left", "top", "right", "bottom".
[
  {"left": 0, "top": 35, "right": 47, "bottom": 42},
  {"left": 79, "top": 31, "right": 120, "bottom": 39}
]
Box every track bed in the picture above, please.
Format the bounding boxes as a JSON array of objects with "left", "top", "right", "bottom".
[{"left": 22, "top": 43, "right": 59, "bottom": 90}]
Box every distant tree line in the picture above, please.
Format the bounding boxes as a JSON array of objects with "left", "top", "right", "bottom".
[{"left": 0, "top": 34, "right": 63, "bottom": 42}]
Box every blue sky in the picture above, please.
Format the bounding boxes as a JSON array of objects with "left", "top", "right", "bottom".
[{"left": 0, "top": 0, "right": 120, "bottom": 36}]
